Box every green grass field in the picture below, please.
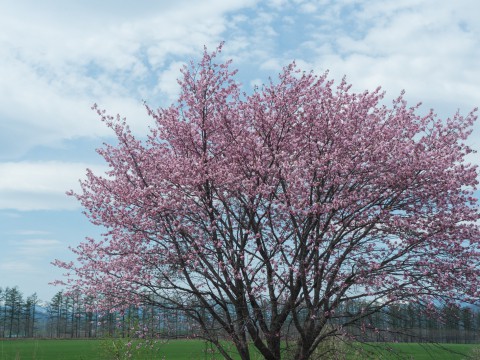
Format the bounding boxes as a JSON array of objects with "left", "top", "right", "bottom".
[
  {"left": 0, "top": 339, "right": 99, "bottom": 360},
  {"left": 0, "top": 339, "right": 478, "bottom": 359},
  {"left": 353, "top": 342, "right": 476, "bottom": 359}
]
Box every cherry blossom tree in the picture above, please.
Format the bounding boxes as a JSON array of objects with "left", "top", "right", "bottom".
[{"left": 55, "top": 45, "right": 480, "bottom": 360}]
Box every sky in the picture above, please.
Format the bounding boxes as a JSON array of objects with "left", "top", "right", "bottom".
[{"left": 1, "top": 0, "right": 479, "bottom": 302}]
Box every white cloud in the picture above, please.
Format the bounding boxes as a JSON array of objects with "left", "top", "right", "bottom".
[
  {"left": 9, "top": 230, "right": 51, "bottom": 236},
  {"left": 268, "top": 0, "right": 289, "bottom": 7},
  {"left": 0, "top": 192, "right": 78, "bottom": 211},
  {"left": 16, "top": 239, "right": 63, "bottom": 257},
  {"left": 308, "top": 1, "right": 480, "bottom": 111},
  {"left": 2, "top": 0, "right": 477, "bottom": 156},
  {"left": 0, "top": 0, "right": 259, "bottom": 158},
  {"left": 154, "top": 61, "right": 186, "bottom": 104},
  {"left": 300, "top": 2, "right": 318, "bottom": 13},
  {"left": 0, "top": 211, "right": 21, "bottom": 218},
  {"left": 0, "top": 161, "right": 106, "bottom": 211},
  {"left": 0, "top": 261, "right": 36, "bottom": 274},
  {"left": 0, "top": 162, "right": 92, "bottom": 193},
  {"left": 250, "top": 78, "right": 263, "bottom": 89},
  {"left": 260, "top": 58, "right": 283, "bottom": 71}
]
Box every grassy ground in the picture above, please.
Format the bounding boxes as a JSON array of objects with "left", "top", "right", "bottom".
[
  {"left": 0, "top": 339, "right": 100, "bottom": 360},
  {"left": 0, "top": 339, "right": 478, "bottom": 359},
  {"left": 353, "top": 342, "right": 476, "bottom": 359}
]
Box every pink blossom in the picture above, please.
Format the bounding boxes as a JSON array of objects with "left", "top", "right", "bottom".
[{"left": 54, "top": 44, "right": 480, "bottom": 360}]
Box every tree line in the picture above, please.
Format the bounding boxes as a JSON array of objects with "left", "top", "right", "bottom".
[
  {"left": 1, "top": 286, "right": 479, "bottom": 343},
  {"left": 0, "top": 287, "right": 38, "bottom": 338},
  {"left": 0, "top": 286, "right": 197, "bottom": 339}
]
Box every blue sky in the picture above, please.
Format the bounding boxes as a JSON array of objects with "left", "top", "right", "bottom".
[{"left": 1, "top": 0, "right": 479, "bottom": 302}]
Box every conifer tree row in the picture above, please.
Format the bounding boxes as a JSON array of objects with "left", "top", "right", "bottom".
[{"left": 1, "top": 285, "right": 480, "bottom": 343}]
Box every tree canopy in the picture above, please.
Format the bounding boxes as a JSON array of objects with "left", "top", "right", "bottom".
[{"left": 55, "top": 45, "right": 480, "bottom": 360}]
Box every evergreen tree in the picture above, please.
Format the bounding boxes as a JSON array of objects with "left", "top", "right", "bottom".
[{"left": 5, "top": 287, "right": 23, "bottom": 338}]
